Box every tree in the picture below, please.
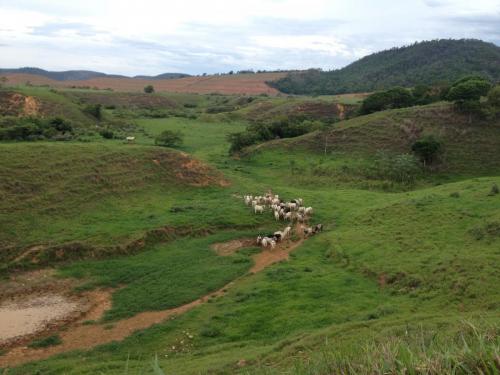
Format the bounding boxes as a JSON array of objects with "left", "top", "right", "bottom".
[
  {"left": 487, "top": 85, "right": 500, "bottom": 116},
  {"left": 144, "top": 85, "right": 155, "bottom": 94},
  {"left": 411, "top": 135, "right": 442, "bottom": 165},
  {"left": 360, "top": 87, "right": 414, "bottom": 114},
  {"left": 447, "top": 76, "right": 491, "bottom": 122},
  {"left": 0, "top": 76, "right": 7, "bottom": 87},
  {"left": 155, "top": 130, "right": 184, "bottom": 148}
]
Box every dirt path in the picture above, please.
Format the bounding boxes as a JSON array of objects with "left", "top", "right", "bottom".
[{"left": 0, "top": 234, "right": 305, "bottom": 368}]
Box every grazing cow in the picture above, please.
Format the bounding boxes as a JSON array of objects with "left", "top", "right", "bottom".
[
  {"left": 302, "top": 225, "right": 313, "bottom": 237},
  {"left": 282, "top": 226, "right": 292, "bottom": 238},
  {"left": 274, "top": 210, "right": 280, "bottom": 221},
  {"left": 254, "top": 205, "right": 264, "bottom": 214},
  {"left": 313, "top": 223, "right": 323, "bottom": 233},
  {"left": 126, "top": 136, "right": 135, "bottom": 143},
  {"left": 256, "top": 235, "right": 263, "bottom": 245},
  {"left": 296, "top": 213, "right": 306, "bottom": 223}
]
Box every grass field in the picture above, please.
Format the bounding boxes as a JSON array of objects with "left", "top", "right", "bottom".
[{"left": 0, "top": 89, "right": 499, "bottom": 374}]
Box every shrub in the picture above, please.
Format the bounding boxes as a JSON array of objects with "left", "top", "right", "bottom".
[
  {"left": 155, "top": 130, "right": 184, "bottom": 148},
  {"left": 28, "top": 335, "right": 62, "bottom": 348},
  {"left": 488, "top": 183, "right": 499, "bottom": 196},
  {"left": 371, "top": 153, "right": 422, "bottom": 185},
  {"left": 144, "top": 85, "right": 155, "bottom": 94},
  {"left": 200, "top": 326, "right": 221, "bottom": 338},
  {"left": 360, "top": 87, "right": 414, "bottom": 114},
  {"left": 0, "top": 117, "right": 73, "bottom": 141},
  {"left": 99, "top": 129, "right": 114, "bottom": 139},
  {"left": 411, "top": 135, "right": 442, "bottom": 165},
  {"left": 83, "top": 103, "right": 102, "bottom": 120},
  {"left": 487, "top": 85, "right": 500, "bottom": 116}
]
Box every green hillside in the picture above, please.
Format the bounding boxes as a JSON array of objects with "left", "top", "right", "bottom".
[
  {"left": 1, "top": 89, "right": 499, "bottom": 374},
  {"left": 271, "top": 39, "right": 500, "bottom": 95}
]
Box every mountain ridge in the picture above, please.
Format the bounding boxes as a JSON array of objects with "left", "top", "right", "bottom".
[{"left": 270, "top": 39, "right": 500, "bottom": 95}]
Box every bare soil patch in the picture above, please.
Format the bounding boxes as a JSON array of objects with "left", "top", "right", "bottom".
[{"left": 211, "top": 238, "right": 255, "bottom": 256}]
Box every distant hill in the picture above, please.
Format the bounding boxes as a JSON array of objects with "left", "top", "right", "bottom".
[
  {"left": 133, "top": 73, "right": 190, "bottom": 80},
  {"left": 0, "top": 67, "right": 190, "bottom": 81},
  {"left": 270, "top": 39, "right": 500, "bottom": 95}
]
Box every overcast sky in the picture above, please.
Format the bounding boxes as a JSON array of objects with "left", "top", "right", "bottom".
[{"left": 0, "top": 0, "right": 499, "bottom": 75}]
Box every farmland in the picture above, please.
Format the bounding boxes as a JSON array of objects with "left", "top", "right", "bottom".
[
  {"left": 1, "top": 72, "right": 287, "bottom": 95},
  {"left": 0, "top": 85, "right": 499, "bottom": 374}
]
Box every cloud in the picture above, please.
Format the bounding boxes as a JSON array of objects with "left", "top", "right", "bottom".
[
  {"left": 31, "top": 21, "right": 105, "bottom": 38},
  {"left": 0, "top": 0, "right": 499, "bottom": 75}
]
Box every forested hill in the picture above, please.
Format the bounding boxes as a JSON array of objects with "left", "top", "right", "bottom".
[
  {"left": 270, "top": 39, "right": 500, "bottom": 95},
  {"left": 0, "top": 67, "right": 190, "bottom": 81}
]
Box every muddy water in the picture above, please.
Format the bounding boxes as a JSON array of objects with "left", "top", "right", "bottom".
[{"left": 0, "top": 295, "right": 79, "bottom": 343}]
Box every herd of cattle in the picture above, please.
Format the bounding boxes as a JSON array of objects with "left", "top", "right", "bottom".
[{"left": 243, "top": 193, "right": 323, "bottom": 249}]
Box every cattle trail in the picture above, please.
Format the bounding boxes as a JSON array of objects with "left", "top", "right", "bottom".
[{"left": 0, "top": 231, "right": 306, "bottom": 368}]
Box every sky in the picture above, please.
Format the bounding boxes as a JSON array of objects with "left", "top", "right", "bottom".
[{"left": 0, "top": 0, "right": 499, "bottom": 76}]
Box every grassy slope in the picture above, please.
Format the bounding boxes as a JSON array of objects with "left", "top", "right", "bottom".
[
  {"left": 0, "top": 142, "right": 264, "bottom": 268},
  {"left": 2, "top": 99, "right": 500, "bottom": 374},
  {"left": 259, "top": 103, "right": 500, "bottom": 178}
]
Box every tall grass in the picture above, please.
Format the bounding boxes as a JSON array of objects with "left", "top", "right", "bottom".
[{"left": 250, "top": 321, "right": 500, "bottom": 375}]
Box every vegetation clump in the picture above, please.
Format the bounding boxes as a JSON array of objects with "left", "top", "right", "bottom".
[
  {"left": 489, "top": 183, "right": 499, "bottom": 196},
  {"left": 411, "top": 135, "right": 442, "bottom": 165},
  {"left": 83, "top": 103, "right": 102, "bottom": 120},
  {"left": 228, "top": 118, "right": 322, "bottom": 153},
  {"left": 28, "top": 335, "right": 62, "bottom": 349},
  {"left": 0, "top": 116, "right": 73, "bottom": 141},
  {"left": 99, "top": 129, "right": 114, "bottom": 139},
  {"left": 144, "top": 85, "right": 155, "bottom": 94},
  {"left": 155, "top": 129, "right": 184, "bottom": 148}
]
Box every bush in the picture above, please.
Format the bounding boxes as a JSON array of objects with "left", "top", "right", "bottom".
[
  {"left": 487, "top": 85, "right": 500, "bottom": 116},
  {"left": 411, "top": 135, "right": 442, "bottom": 165},
  {"left": 28, "top": 335, "right": 62, "bottom": 348},
  {"left": 371, "top": 153, "right": 422, "bottom": 185},
  {"left": 200, "top": 326, "right": 221, "bottom": 338},
  {"left": 99, "top": 129, "right": 114, "bottom": 139},
  {"left": 144, "top": 85, "right": 155, "bottom": 94},
  {"left": 489, "top": 183, "right": 499, "bottom": 196},
  {"left": 155, "top": 130, "right": 184, "bottom": 148},
  {"left": 83, "top": 103, "right": 102, "bottom": 120},
  {"left": 360, "top": 87, "right": 414, "bottom": 114},
  {"left": 0, "top": 117, "right": 73, "bottom": 141},
  {"left": 227, "top": 118, "right": 322, "bottom": 154}
]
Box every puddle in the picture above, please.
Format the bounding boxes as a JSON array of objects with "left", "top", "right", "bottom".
[{"left": 0, "top": 294, "right": 79, "bottom": 343}]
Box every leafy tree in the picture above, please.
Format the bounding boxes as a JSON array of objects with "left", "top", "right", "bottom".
[
  {"left": 411, "top": 135, "right": 442, "bottom": 165},
  {"left": 447, "top": 76, "right": 491, "bottom": 122},
  {"left": 144, "top": 85, "right": 155, "bottom": 94},
  {"left": 360, "top": 87, "right": 414, "bottom": 114},
  {"left": 487, "top": 85, "right": 500, "bottom": 116},
  {"left": 155, "top": 130, "right": 184, "bottom": 148}
]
